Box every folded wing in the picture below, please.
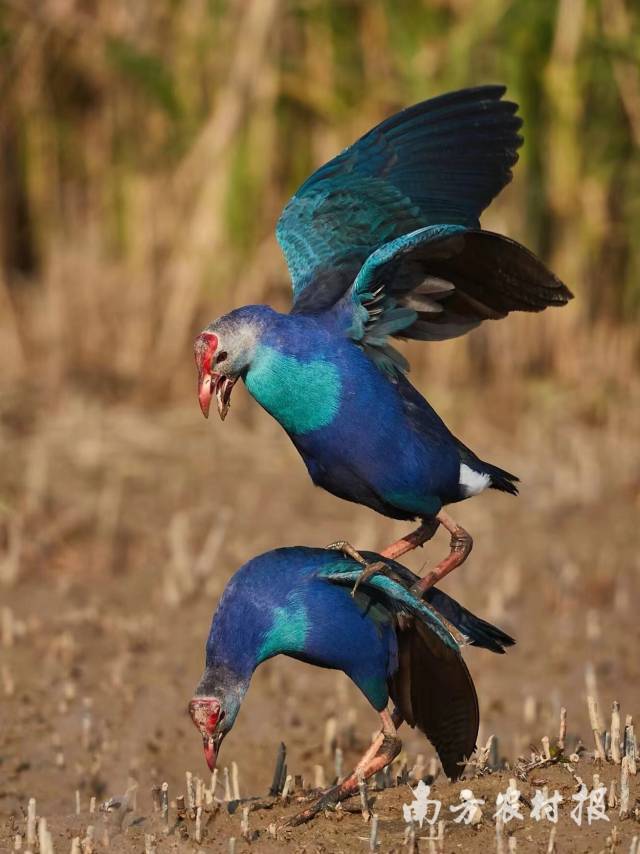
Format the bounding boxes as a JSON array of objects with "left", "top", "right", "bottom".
[
  {"left": 318, "top": 558, "right": 479, "bottom": 779},
  {"left": 390, "top": 616, "right": 479, "bottom": 780}
]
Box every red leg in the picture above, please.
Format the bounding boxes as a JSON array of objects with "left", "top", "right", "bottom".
[
  {"left": 380, "top": 518, "right": 440, "bottom": 561},
  {"left": 410, "top": 510, "right": 473, "bottom": 595},
  {"left": 285, "top": 710, "right": 402, "bottom": 827},
  {"left": 329, "top": 509, "right": 471, "bottom": 599}
]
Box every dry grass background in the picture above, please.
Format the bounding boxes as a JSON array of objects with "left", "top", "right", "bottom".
[
  {"left": 0, "top": 0, "right": 639, "bottom": 397},
  {"left": 1, "top": 0, "right": 640, "bottom": 851}
]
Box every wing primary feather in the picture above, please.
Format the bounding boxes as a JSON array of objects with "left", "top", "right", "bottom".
[{"left": 279, "top": 86, "right": 525, "bottom": 309}]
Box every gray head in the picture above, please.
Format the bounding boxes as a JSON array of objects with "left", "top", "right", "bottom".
[
  {"left": 193, "top": 306, "right": 269, "bottom": 419},
  {"left": 188, "top": 663, "right": 248, "bottom": 772}
]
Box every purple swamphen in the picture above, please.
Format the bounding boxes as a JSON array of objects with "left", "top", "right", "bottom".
[
  {"left": 188, "top": 546, "right": 514, "bottom": 825},
  {"left": 194, "top": 86, "right": 572, "bottom": 593}
]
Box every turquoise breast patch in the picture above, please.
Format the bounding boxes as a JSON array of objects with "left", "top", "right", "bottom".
[
  {"left": 245, "top": 345, "right": 341, "bottom": 434},
  {"left": 257, "top": 596, "right": 309, "bottom": 662}
]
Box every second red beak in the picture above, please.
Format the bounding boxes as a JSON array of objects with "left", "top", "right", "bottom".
[
  {"left": 198, "top": 373, "right": 213, "bottom": 418},
  {"left": 203, "top": 735, "right": 217, "bottom": 771}
]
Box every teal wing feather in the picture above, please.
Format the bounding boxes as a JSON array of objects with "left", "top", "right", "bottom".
[
  {"left": 278, "top": 179, "right": 422, "bottom": 308},
  {"left": 343, "top": 224, "right": 572, "bottom": 375},
  {"left": 278, "top": 85, "right": 522, "bottom": 312},
  {"left": 316, "top": 558, "right": 459, "bottom": 652},
  {"left": 346, "top": 224, "right": 465, "bottom": 374}
]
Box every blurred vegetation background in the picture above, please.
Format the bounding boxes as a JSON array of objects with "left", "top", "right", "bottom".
[
  {"left": 2, "top": 4, "right": 640, "bottom": 827},
  {"left": 0, "top": 0, "right": 638, "bottom": 404}
]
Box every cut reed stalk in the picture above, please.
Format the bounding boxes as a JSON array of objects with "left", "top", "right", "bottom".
[
  {"left": 620, "top": 755, "right": 630, "bottom": 818},
  {"left": 611, "top": 702, "right": 622, "bottom": 764},
  {"left": 558, "top": 707, "right": 567, "bottom": 751},
  {"left": 26, "top": 798, "right": 36, "bottom": 849},
  {"left": 231, "top": 761, "right": 240, "bottom": 800},
  {"left": 369, "top": 813, "right": 379, "bottom": 851},
  {"left": 587, "top": 695, "right": 606, "bottom": 761},
  {"left": 357, "top": 769, "right": 371, "bottom": 822}
]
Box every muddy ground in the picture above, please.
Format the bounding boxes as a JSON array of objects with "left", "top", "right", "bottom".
[{"left": 1, "top": 380, "right": 639, "bottom": 852}]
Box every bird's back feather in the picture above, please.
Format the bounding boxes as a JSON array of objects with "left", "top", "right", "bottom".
[{"left": 350, "top": 552, "right": 516, "bottom": 655}]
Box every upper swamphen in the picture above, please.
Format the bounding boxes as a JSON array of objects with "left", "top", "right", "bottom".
[
  {"left": 194, "top": 86, "right": 572, "bottom": 593},
  {"left": 189, "top": 546, "right": 514, "bottom": 825}
]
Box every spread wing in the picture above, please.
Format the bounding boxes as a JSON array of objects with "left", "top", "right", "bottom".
[
  {"left": 277, "top": 85, "right": 523, "bottom": 313},
  {"left": 345, "top": 225, "right": 572, "bottom": 374}
]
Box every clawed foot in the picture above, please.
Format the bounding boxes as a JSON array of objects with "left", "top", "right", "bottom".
[
  {"left": 326, "top": 540, "right": 404, "bottom": 596},
  {"left": 410, "top": 521, "right": 473, "bottom": 597},
  {"left": 351, "top": 559, "right": 395, "bottom": 596},
  {"left": 326, "top": 513, "right": 473, "bottom": 602},
  {"left": 281, "top": 727, "right": 402, "bottom": 828},
  {"left": 282, "top": 781, "right": 348, "bottom": 827},
  {"left": 379, "top": 511, "right": 473, "bottom": 597}
]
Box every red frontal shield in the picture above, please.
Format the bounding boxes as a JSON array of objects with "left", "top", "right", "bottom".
[{"left": 189, "top": 697, "right": 222, "bottom": 771}]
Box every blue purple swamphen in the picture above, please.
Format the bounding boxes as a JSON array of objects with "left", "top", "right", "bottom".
[
  {"left": 189, "top": 546, "right": 514, "bottom": 824},
  {"left": 194, "top": 86, "right": 572, "bottom": 592}
]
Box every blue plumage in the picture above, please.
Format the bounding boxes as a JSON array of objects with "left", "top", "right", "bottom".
[
  {"left": 190, "top": 546, "right": 514, "bottom": 780},
  {"left": 204, "top": 548, "right": 400, "bottom": 714},
  {"left": 206, "top": 304, "right": 512, "bottom": 517},
  {"left": 195, "top": 86, "right": 572, "bottom": 569}
]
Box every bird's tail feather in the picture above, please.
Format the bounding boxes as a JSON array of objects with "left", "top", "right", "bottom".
[
  {"left": 425, "top": 588, "right": 515, "bottom": 653},
  {"left": 483, "top": 460, "right": 519, "bottom": 496},
  {"left": 357, "top": 550, "right": 517, "bottom": 654},
  {"left": 455, "top": 440, "right": 519, "bottom": 496}
]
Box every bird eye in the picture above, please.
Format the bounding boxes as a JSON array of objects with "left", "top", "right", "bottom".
[{"left": 216, "top": 351, "right": 228, "bottom": 364}]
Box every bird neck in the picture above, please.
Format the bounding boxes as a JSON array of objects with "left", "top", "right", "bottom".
[{"left": 204, "top": 566, "right": 284, "bottom": 681}]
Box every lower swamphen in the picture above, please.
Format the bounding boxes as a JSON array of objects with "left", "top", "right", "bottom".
[
  {"left": 189, "top": 546, "right": 514, "bottom": 825},
  {"left": 195, "top": 86, "right": 572, "bottom": 593}
]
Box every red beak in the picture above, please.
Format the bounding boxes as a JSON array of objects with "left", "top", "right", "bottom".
[
  {"left": 194, "top": 331, "right": 217, "bottom": 419},
  {"left": 203, "top": 735, "right": 218, "bottom": 771},
  {"left": 198, "top": 372, "right": 213, "bottom": 418},
  {"left": 197, "top": 372, "right": 236, "bottom": 421}
]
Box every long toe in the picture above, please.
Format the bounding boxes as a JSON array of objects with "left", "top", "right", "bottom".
[
  {"left": 325, "top": 540, "right": 367, "bottom": 567},
  {"left": 285, "top": 733, "right": 403, "bottom": 826},
  {"left": 284, "top": 783, "right": 345, "bottom": 827},
  {"left": 351, "top": 560, "right": 402, "bottom": 596}
]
